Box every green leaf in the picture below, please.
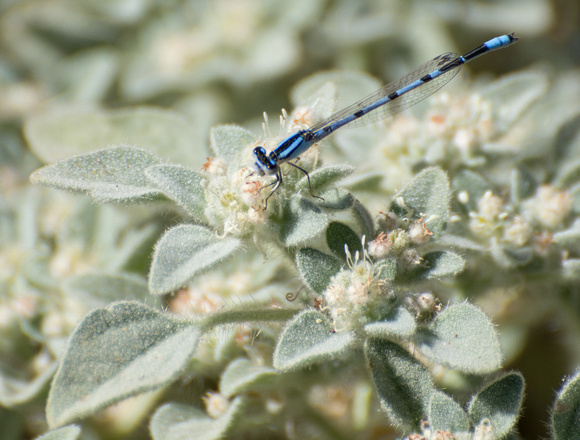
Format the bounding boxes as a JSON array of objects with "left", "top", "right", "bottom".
[
  {"left": 25, "top": 108, "right": 205, "bottom": 167},
  {"left": 149, "top": 225, "right": 241, "bottom": 295},
  {"left": 483, "top": 70, "right": 548, "bottom": 132},
  {"left": 365, "top": 338, "right": 434, "bottom": 431},
  {"left": 468, "top": 372, "right": 525, "bottom": 437},
  {"left": 418, "top": 251, "right": 466, "bottom": 280},
  {"left": 554, "top": 157, "right": 580, "bottom": 189},
  {"left": 0, "top": 407, "right": 23, "bottom": 439},
  {"left": 554, "top": 113, "right": 580, "bottom": 162},
  {"left": 326, "top": 222, "right": 361, "bottom": 260},
  {"left": 394, "top": 167, "right": 450, "bottom": 236},
  {"left": 47, "top": 301, "right": 200, "bottom": 428},
  {"left": 56, "top": 47, "right": 118, "bottom": 104},
  {"left": 452, "top": 169, "right": 492, "bottom": 212},
  {"left": 571, "top": 183, "right": 580, "bottom": 214},
  {"left": 315, "top": 188, "right": 354, "bottom": 210},
  {"left": 219, "top": 359, "right": 276, "bottom": 398},
  {"left": 280, "top": 196, "right": 328, "bottom": 246},
  {"left": 110, "top": 223, "right": 160, "bottom": 272},
  {"left": 199, "top": 308, "right": 298, "bottom": 331},
  {"left": 509, "top": 165, "right": 537, "bottom": 206},
  {"left": 62, "top": 272, "right": 150, "bottom": 309},
  {"left": 291, "top": 71, "right": 380, "bottom": 120},
  {"left": 429, "top": 391, "right": 470, "bottom": 433},
  {"left": 296, "top": 248, "right": 342, "bottom": 294},
  {"left": 436, "top": 234, "right": 484, "bottom": 252},
  {"left": 210, "top": 125, "right": 256, "bottom": 163},
  {"left": 352, "top": 199, "right": 375, "bottom": 239},
  {"left": 273, "top": 310, "right": 355, "bottom": 371},
  {"left": 291, "top": 79, "right": 336, "bottom": 123},
  {"left": 295, "top": 164, "right": 355, "bottom": 193},
  {"left": 415, "top": 303, "right": 502, "bottom": 374},
  {"left": 553, "top": 220, "right": 580, "bottom": 249},
  {"left": 340, "top": 172, "right": 384, "bottom": 192},
  {"left": 150, "top": 397, "right": 243, "bottom": 440},
  {"left": 46, "top": 201, "right": 159, "bottom": 272},
  {"left": 352, "top": 380, "right": 374, "bottom": 430},
  {"left": 145, "top": 164, "right": 208, "bottom": 221},
  {"left": 30, "top": 146, "right": 163, "bottom": 203},
  {"left": 373, "top": 259, "right": 397, "bottom": 282},
  {"left": 490, "top": 244, "right": 534, "bottom": 269},
  {"left": 552, "top": 370, "right": 580, "bottom": 440},
  {"left": 364, "top": 307, "right": 416, "bottom": 339},
  {"left": 53, "top": 199, "right": 97, "bottom": 248},
  {"left": 563, "top": 259, "right": 580, "bottom": 280},
  {"left": 36, "top": 425, "right": 81, "bottom": 440},
  {"left": 0, "top": 363, "right": 58, "bottom": 408}
]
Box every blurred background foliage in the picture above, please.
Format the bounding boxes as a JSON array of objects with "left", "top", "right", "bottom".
[{"left": 1, "top": 0, "right": 579, "bottom": 438}]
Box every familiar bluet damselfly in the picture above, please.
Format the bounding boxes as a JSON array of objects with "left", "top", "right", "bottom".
[{"left": 252, "top": 33, "right": 518, "bottom": 206}]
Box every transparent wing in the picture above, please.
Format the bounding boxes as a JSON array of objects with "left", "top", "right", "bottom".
[{"left": 308, "top": 52, "right": 461, "bottom": 133}]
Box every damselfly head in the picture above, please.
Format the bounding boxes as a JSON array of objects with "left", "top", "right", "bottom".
[{"left": 253, "top": 146, "right": 278, "bottom": 176}]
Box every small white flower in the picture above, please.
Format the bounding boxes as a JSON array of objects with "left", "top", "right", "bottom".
[
  {"left": 478, "top": 191, "right": 504, "bottom": 220},
  {"left": 457, "top": 190, "right": 470, "bottom": 205},
  {"left": 169, "top": 287, "right": 224, "bottom": 315},
  {"left": 502, "top": 216, "right": 532, "bottom": 246},
  {"left": 415, "top": 292, "right": 437, "bottom": 314},
  {"left": 469, "top": 191, "right": 506, "bottom": 237},
  {"left": 265, "top": 398, "right": 284, "bottom": 414},
  {"left": 408, "top": 220, "right": 434, "bottom": 245},
  {"left": 201, "top": 157, "right": 227, "bottom": 176},
  {"left": 203, "top": 392, "right": 230, "bottom": 418},
  {"left": 473, "top": 418, "right": 495, "bottom": 440},
  {"left": 453, "top": 128, "right": 475, "bottom": 153},
  {"left": 377, "top": 211, "right": 399, "bottom": 232},
  {"left": 390, "top": 230, "right": 411, "bottom": 252},
  {"left": 368, "top": 232, "right": 391, "bottom": 259},
  {"left": 400, "top": 248, "right": 422, "bottom": 269},
  {"left": 291, "top": 106, "right": 316, "bottom": 129},
  {"left": 523, "top": 185, "right": 572, "bottom": 229}
]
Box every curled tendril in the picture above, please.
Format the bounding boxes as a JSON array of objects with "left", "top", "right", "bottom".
[{"left": 285, "top": 286, "right": 304, "bottom": 302}]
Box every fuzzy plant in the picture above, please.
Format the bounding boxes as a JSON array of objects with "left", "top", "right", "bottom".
[{"left": 22, "top": 63, "right": 580, "bottom": 440}]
